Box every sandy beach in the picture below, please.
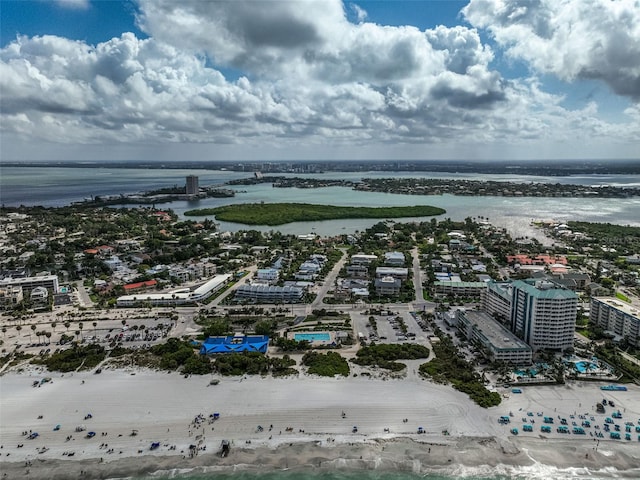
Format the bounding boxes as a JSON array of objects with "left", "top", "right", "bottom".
[{"left": 1, "top": 366, "right": 640, "bottom": 479}]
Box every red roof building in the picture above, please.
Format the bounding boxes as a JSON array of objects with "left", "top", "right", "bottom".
[{"left": 123, "top": 279, "right": 158, "bottom": 292}]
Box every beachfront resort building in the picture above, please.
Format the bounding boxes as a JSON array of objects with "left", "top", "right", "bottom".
[
  {"left": 590, "top": 297, "right": 640, "bottom": 347},
  {"left": 457, "top": 310, "right": 532, "bottom": 365},
  {"left": 510, "top": 280, "right": 578, "bottom": 352}
]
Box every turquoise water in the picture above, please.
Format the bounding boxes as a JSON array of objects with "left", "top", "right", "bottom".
[
  {"left": 575, "top": 361, "right": 598, "bottom": 373},
  {"left": 295, "top": 332, "right": 331, "bottom": 342}
]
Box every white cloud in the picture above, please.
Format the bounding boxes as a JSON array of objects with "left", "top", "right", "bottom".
[
  {"left": 463, "top": 0, "right": 640, "bottom": 100},
  {"left": 350, "top": 3, "right": 368, "bottom": 23},
  {"left": 54, "top": 0, "right": 90, "bottom": 10},
  {"left": 0, "top": 0, "right": 638, "bottom": 161}
]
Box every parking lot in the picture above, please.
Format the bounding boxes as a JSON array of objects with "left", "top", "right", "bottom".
[{"left": 351, "top": 309, "right": 434, "bottom": 349}]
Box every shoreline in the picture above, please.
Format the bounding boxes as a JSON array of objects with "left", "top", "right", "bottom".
[
  {"left": 3, "top": 435, "right": 640, "bottom": 479},
  {"left": 2, "top": 367, "right": 640, "bottom": 479}
]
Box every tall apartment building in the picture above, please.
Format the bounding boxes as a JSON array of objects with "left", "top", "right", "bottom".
[
  {"left": 185, "top": 175, "right": 199, "bottom": 195},
  {"left": 590, "top": 297, "right": 640, "bottom": 347},
  {"left": 482, "top": 282, "right": 512, "bottom": 325},
  {"left": 510, "top": 280, "right": 577, "bottom": 352}
]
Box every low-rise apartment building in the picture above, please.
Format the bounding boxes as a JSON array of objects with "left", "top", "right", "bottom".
[
  {"left": 457, "top": 310, "right": 532, "bottom": 365},
  {"left": 434, "top": 281, "right": 487, "bottom": 298},
  {"left": 375, "top": 276, "right": 401, "bottom": 296},
  {"left": 375, "top": 267, "right": 408, "bottom": 280},
  {"left": 0, "top": 274, "right": 59, "bottom": 294},
  {"left": 234, "top": 284, "right": 304, "bottom": 303},
  {"left": 590, "top": 297, "right": 640, "bottom": 347}
]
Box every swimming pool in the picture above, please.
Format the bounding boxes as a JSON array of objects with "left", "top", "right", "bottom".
[
  {"left": 294, "top": 332, "right": 331, "bottom": 342},
  {"left": 575, "top": 361, "right": 598, "bottom": 373}
]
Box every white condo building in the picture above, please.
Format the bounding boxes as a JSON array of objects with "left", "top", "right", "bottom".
[
  {"left": 590, "top": 297, "right": 640, "bottom": 347},
  {"left": 510, "top": 280, "right": 578, "bottom": 352}
]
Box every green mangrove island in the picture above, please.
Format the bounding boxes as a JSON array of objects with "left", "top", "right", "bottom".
[{"left": 184, "top": 203, "right": 446, "bottom": 225}]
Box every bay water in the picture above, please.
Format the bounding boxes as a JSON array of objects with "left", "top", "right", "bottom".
[{"left": 2, "top": 167, "right": 639, "bottom": 242}]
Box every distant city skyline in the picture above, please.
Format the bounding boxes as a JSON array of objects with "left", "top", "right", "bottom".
[{"left": 1, "top": 0, "right": 639, "bottom": 162}]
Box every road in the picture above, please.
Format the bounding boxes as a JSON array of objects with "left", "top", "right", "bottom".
[
  {"left": 310, "top": 248, "right": 348, "bottom": 311},
  {"left": 410, "top": 246, "right": 435, "bottom": 314},
  {"left": 74, "top": 281, "right": 94, "bottom": 308},
  {"left": 209, "top": 265, "right": 257, "bottom": 307}
]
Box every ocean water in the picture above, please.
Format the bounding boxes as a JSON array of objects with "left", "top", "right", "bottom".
[
  {"left": 142, "top": 472, "right": 500, "bottom": 480},
  {"left": 134, "top": 466, "right": 640, "bottom": 480}
]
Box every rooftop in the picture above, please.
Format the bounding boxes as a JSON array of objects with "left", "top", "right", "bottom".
[
  {"left": 511, "top": 279, "right": 578, "bottom": 300},
  {"left": 461, "top": 311, "right": 531, "bottom": 352},
  {"left": 593, "top": 297, "right": 640, "bottom": 318}
]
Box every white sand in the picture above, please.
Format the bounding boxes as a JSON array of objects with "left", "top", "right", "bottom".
[{"left": 1, "top": 367, "right": 640, "bottom": 478}]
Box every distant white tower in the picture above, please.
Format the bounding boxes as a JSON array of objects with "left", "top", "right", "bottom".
[{"left": 186, "top": 175, "right": 199, "bottom": 195}]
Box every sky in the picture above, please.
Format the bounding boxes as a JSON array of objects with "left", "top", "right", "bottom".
[{"left": 1, "top": 0, "right": 639, "bottom": 162}]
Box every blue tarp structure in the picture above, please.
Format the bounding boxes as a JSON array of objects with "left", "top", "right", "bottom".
[{"left": 199, "top": 335, "right": 269, "bottom": 355}]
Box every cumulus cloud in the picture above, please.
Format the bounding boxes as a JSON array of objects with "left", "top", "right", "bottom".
[
  {"left": 1, "top": 0, "right": 637, "bottom": 159},
  {"left": 463, "top": 0, "right": 640, "bottom": 100}
]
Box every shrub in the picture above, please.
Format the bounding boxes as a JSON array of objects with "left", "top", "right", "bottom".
[
  {"left": 353, "top": 343, "right": 430, "bottom": 370},
  {"left": 302, "top": 351, "right": 350, "bottom": 377}
]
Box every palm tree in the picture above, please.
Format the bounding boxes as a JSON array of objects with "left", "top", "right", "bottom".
[
  {"left": 78, "top": 322, "right": 84, "bottom": 340},
  {"left": 64, "top": 321, "right": 70, "bottom": 332},
  {"left": 51, "top": 322, "right": 57, "bottom": 332},
  {"left": 45, "top": 331, "right": 52, "bottom": 345},
  {"left": 92, "top": 321, "right": 97, "bottom": 337},
  {"left": 30, "top": 324, "right": 36, "bottom": 343},
  {"left": 2, "top": 327, "right": 6, "bottom": 338}
]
